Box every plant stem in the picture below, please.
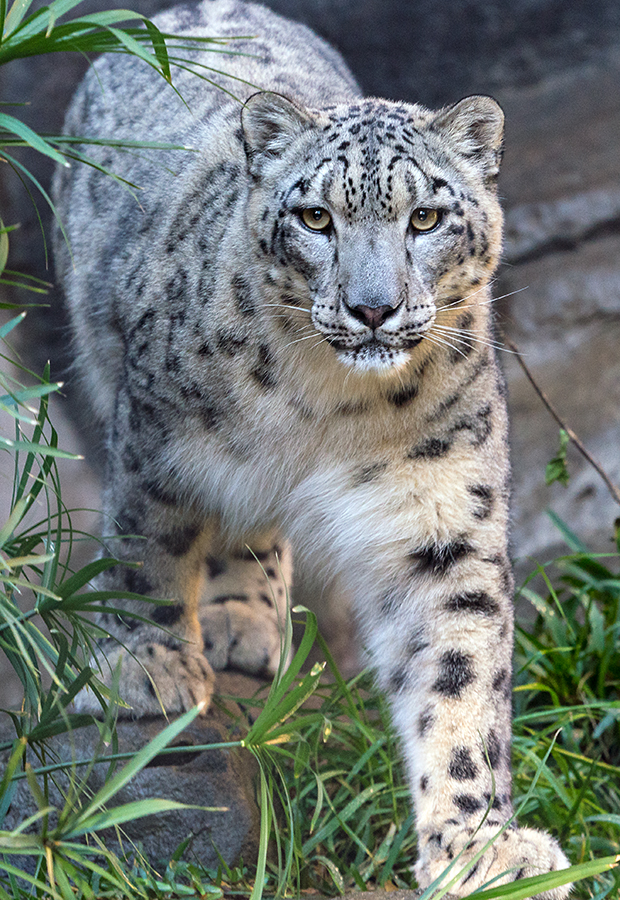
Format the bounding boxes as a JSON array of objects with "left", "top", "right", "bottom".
[{"left": 504, "top": 337, "right": 620, "bottom": 507}]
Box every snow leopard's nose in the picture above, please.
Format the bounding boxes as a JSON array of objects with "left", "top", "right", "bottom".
[{"left": 345, "top": 301, "right": 398, "bottom": 330}]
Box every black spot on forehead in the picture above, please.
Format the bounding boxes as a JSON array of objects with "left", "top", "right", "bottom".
[{"left": 327, "top": 101, "right": 414, "bottom": 138}]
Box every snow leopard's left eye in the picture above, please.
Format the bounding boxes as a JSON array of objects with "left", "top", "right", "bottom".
[
  {"left": 301, "top": 207, "right": 332, "bottom": 232},
  {"left": 410, "top": 208, "right": 441, "bottom": 232}
]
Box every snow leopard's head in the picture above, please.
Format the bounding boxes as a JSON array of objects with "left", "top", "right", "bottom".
[{"left": 242, "top": 92, "right": 504, "bottom": 373}]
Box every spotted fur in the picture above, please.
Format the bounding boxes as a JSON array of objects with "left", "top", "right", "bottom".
[{"left": 52, "top": 1, "right": 570, "bottom": 895}]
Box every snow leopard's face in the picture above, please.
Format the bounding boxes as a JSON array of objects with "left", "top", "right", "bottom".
[{"left": 243, "top": 94, "right": 504, "bottom": 373}]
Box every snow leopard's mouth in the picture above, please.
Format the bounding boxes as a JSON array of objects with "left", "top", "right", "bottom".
[
  {"left": 328, "top": 333, "right": 424, "bottom": 354},
  {"left": 332, "top": 336, "right": 423, "bottom": 372}
]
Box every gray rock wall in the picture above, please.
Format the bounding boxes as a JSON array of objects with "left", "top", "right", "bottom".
[
  {"left": 1, "top": 0, "right": 619, "bottom": 588},
  {"left": 497, "top": 55, "right": 620, "bottom": 564}
]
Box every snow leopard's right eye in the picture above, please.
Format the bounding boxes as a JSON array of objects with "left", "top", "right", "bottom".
[
  {"left": 300, "top": 207, "right": 332, "bottom": 232},
  {"left": 410, "top": 207, "right": 441, "bottom": 232}
]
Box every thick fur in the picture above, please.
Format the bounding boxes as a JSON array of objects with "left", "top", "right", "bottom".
[{"left": 52, "top": 1, "right": 570, "bottom": 895}]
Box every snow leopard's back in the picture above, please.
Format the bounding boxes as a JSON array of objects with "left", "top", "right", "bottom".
[{"left": 53, "top": 0, "right": 360, "bottom": 416}]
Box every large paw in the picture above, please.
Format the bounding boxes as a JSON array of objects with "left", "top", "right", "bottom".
[
  {"left": 415, "top": 821, "right": 571, "bottom": 899},
  {"left": 199, "top": 601, "right": 292, "bottom": 675},
  {"left": 200, "top": 538, "right": 292, "bottom": 675},
  {"left": 74, "top": 642, "right": 215, "bottom": 717}
]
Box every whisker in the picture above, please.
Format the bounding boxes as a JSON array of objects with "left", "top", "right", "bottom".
[
  {"left": 433, "top": 324, "right": 504, "bottom": 342},
  {"left": 432, "top": 325, "right": 520, "bottom": 355},
  {"left": 422, "top": 334, "right": 462, "bottom": 357},
  {"left": 263, "top": 303, "right": 311, "bottom": 313},
  {"left": 282, "top": 331, "right": 322, "bottom": 349},
  {"left": 271, "top": 316, "right": 315, "bottom": 328},
  {"left": 268, "top": 313, "right": 313, "bottom": 325},
  {"left": 434, "top": 336, "right": 506, "bottom": 354},
  {"left": 307, "top": 337, "right": 330, "bottom": 354},
  {"left": 485, "top": 285, "right": 529, "bottom": 304},
  {"left": 271, "top": 321, "right": 317, "bottom": 339},
  {"left": 422, "top": 332, "right": 468, "bottom": 359},
  {"left": 439, "top": 298, "right": 463, "bottom": 311},
  {"left": 431, "top": 331, "right": 508, "bottom": 355},
  {"left": 436, "top": 285, "right": 528, "bottom": 315},
  {"left": 267, "top": 314, "right": 315, "bottom": 329},
  {"left": 343, "top": 362, "right": 358, "bottom": 387},
  {"left": 438, "top": 282, "right": 495, "bottom": 311}
]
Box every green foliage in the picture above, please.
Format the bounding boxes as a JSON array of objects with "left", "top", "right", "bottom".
[
  {"left": 0, "top": 220, "right": 50, "bottom": 296},
  {"left": 244, "top": 633, "right": 415, "bottom": 897},
  {"left": 0, "top": 0, "right": 168, "bottom": 248},
  {"left": 0, "top": 311, "right": 220, "bottom": 897},
  {"left": 511, "top": 511, "right": 620, "bottom": 898},
  {"left": 546, "top": 428, "right": 571, "bottom": 487},
  {"left": 0, "top": 4, "right": 248, "bottom": 893},
  {"left": 516, "top": 512, "right": 620, "bottom": 746}
]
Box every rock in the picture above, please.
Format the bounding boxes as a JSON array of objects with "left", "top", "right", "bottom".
[
  {"left": 0, "top": 672, "right": 264, "bottom": 869},
  {"left": 494, "top": 54, "right": 620, "bottom": 567}
]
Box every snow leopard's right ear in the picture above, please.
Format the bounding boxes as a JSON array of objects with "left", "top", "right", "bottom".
[{"left": 241, "top": 92, "right": 316, "bottom": 176}]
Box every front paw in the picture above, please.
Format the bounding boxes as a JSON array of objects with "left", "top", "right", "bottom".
[
  {"left": 415, "top": 821, "right": 571, "bottom": 899},
  {"left": 75, "top": 642, "right": 215, "bottom": 717}
]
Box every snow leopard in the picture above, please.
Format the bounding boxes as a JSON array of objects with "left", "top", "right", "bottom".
[{"left": 52, "top": 0, "right": 570, "bottom": 895}]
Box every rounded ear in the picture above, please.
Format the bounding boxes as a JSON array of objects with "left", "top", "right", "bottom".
[
  {"left": 432, "top": 95, "right": 504, "bottom": 182},
  {"left": 241, "top": 91, "right": 316, "bottom": 175}
]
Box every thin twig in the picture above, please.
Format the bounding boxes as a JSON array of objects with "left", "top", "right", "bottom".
[{"left": 504, "top": 336, "right": 620, "bottom": 508}]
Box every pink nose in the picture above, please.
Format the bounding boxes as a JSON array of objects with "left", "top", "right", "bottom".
[{"left": 348, "top": 304, "right": 395, "bottom": 329}]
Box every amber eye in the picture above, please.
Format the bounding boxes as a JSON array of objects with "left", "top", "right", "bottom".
[
  {"left": 301, "top": 207, "right": 332, "bottom": 231},
  {"left": 410, "top": 208, "right": 440, "bottom": 232}
]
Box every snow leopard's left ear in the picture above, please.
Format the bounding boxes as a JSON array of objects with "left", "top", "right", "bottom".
[
  {"left": 241, "top": 92, "right": 316, "bottom": 176},
  {"left": 432, "top": 95, "right": 504, "bottom": 183}
]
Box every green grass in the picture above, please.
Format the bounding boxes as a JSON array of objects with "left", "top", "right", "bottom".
[{"left": 510, "top": 514, "right": 620, "bottom": 896}]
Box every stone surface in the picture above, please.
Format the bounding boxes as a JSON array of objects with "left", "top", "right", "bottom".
[
  {"left": 495, "top": 53, "right": 620, "bottom": 567},
  {"left": 0, "top": 672, "right": 264, "bottom": 868}
]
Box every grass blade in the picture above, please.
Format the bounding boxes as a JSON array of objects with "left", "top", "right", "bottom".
[
  {"left": 471, "top": 855, "right": 619, "bottom": 898},
  {"left": 249, "top": 764, "right": 271, "bottom": 900},
  {"left": 0, "top": 310, "right": 26, "bottom": 338},
  {"left": 547, "top": 509, "right": 590, "bottom": 553},
  {"left": 0, "top": 112, "right": 68, "bottom": 165},
  {"left": 65, "top": 798, "right": 211, "bottom": 838},
  {"left": 2, "top": 0, "right": 34, "bottom": 37}
]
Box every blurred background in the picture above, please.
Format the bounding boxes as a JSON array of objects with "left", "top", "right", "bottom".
[{"left": 1, "top": 0, "right": 620, "bottom": 699}]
